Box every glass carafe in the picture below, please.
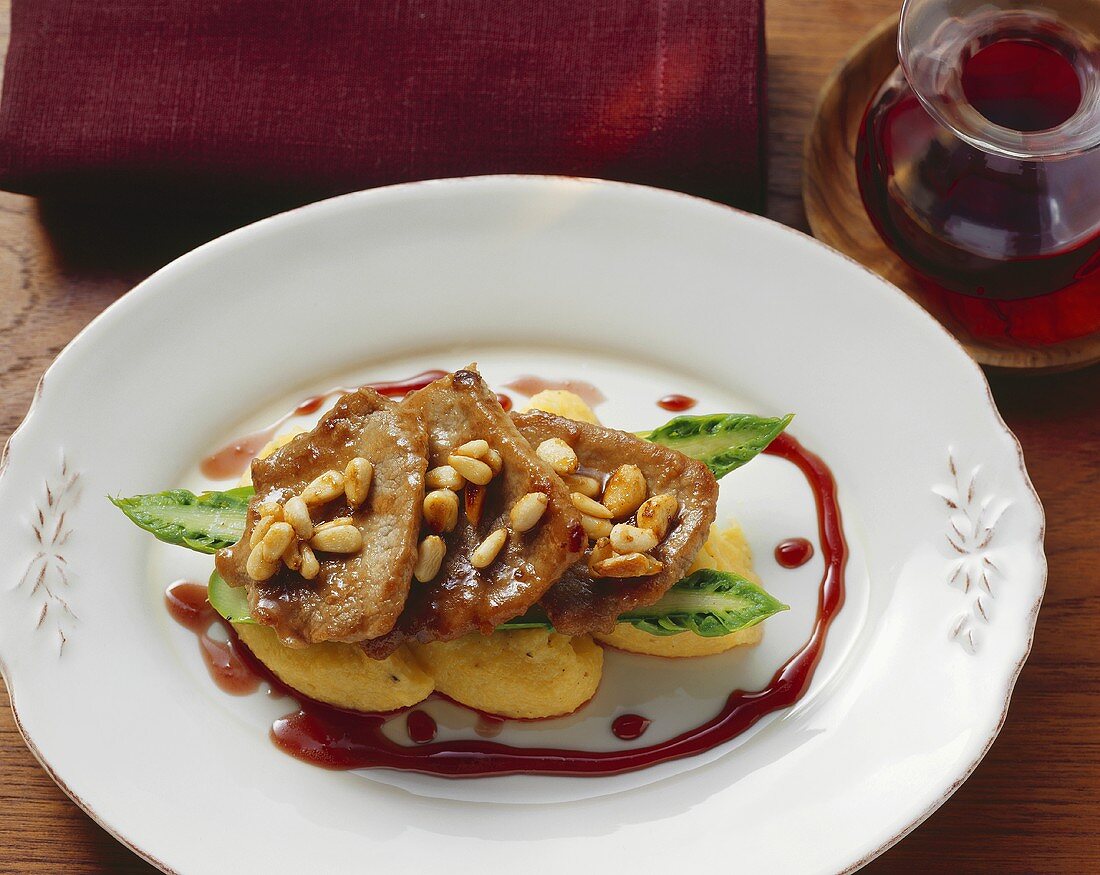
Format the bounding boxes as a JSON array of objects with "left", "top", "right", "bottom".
[{"left": 856, "top": 0, "right": 1100, "bottom": 346}]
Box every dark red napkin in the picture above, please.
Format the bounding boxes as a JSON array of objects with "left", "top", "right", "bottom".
[{"left": 0, "top": 0, "right": 765, "bottom": 212}]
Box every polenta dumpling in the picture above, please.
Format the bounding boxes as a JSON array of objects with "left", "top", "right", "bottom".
[
  {"left": 235, "top": 623, "right": 434, "bottom": 712},
  {"left": 594, "top": 616, "right": 764, "bottom": 657},
  {"left": 519, "top": 390, "right": 601, "bottom": 424},
  {"left": 593, "top": 525, "right": 765, "bottom": 658},
  {"left": 412, "top": 629, "right": 603, "bottom": 718},
  {"left": 689, "top": 523, "right": 757, "bottom": 578}
]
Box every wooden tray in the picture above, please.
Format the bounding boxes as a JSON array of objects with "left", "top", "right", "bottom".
[{"left": 802, "top": 14, "right": 1100, "bottom": 373}]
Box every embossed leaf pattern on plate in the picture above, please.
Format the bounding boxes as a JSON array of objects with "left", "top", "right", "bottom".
[
  {"left": 935, "top": 450, "right": 1011, "bottom": 654},
  {"left": 16, "top": 453, "right": 80, "bottom": 653}
]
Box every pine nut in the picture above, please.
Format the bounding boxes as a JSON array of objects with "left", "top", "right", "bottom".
[
  {"left": 563, "top": 474, "right": 601, "bottom": 498},
  {"left": 282, "top": 536, "right": 302, "bottom": 571},
  {"left": 471, "top": 528, "right": 508, "bottom": 569},
  {"left": 571, "top": 492, "right": 612, "bottom": 519},
  {"left": 427, "top": 465, "right": 466, "bottom": 490},
  {"left": 310, "top": 524, "right": 363, "bottom": 554},
  {"left": 260, "top": 522, "right": 295, "bottom": 563},
  {"left": 448, "top": 454, "right": 493, "bottom": 485},
  {"left": 510, "top": 491, "right": 548, "bottom": 532},
  {"left": 610, "top": 523, "right": 659, "bottom": 554},
  {"left": 301, "top": 470, "right": 345, "bottom": 506},
  {"left": 484, "top": 448, "right": 503, "bottom": 475},
  {"left": 344, "top": 457, "right": 374, "bottom": 508},
  {"left": 454, "top": 439, "right": 490, "bottom": 459},
  {"left": 636, "top": 493, "right": 679, "bottom": 540},
  {"left": 256, "top": 500, "right": 283, "bottom": 520},
  {"left": 579, "top": 513, "right": 612, "bottom": 539},
  {"left": 602, "top": 464, "right": 647, "bottom": 519},
  {"left": 283, "top": 495, "right": 313, "bottom": 540},
  {"left": 465, "top": 483, "right": 486, "bottom": 527},
  {"left": 591, "top": 552, "right": 663, "bottom": 578},
  {"left": 299, "top": 544, "right": 320, "bottom": 580},
  {"left": 313, "top": 516, "right": 354, "bottom": 532},
  {"left": 587, "top": 536, "right": 614, "bottom": 574},
  {"left": 424, "top": 489, "right": 460, "bottom": 533},
  {"left": 536, "top": 438, "right": 579, "bottom": 475},
  {"left": 414, "top": 535, "right": 447, "bottom": 582},
  {"left": 246, "top": 544, "right": 279, "bottom": 581},
  {"left": 249, "top": 512, "right": 279, "bottom": 548}
]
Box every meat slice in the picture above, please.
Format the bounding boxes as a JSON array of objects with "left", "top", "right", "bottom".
[
  {"left": 363, "top": 369, "right": 584, "bottom": 658},
  {"left": 511, "top": 411, "right": 719, "bottom": 635},
  {"left": 216, "top": 388, "right": 428, "bottom": 647}
]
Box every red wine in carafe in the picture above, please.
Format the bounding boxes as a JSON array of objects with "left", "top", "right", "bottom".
[{"left": 856, "top": 12, "right": 1100, "bottom": 345}]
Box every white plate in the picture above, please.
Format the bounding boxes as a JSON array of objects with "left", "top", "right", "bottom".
[{"left": 0, "top": 177, "right": 1045, "bottom": 874}]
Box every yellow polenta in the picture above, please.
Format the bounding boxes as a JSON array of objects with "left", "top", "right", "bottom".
[
  {"left": 519, "top": 389, "right": 601, "bottom": 424},
  {"left": 236, "top": 623, "right": 434, "bottom": 712},
  {"left": 412, "top": 629, "right": 603, "bottom": 719}
]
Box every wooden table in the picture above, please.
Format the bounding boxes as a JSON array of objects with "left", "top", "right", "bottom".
[{"left": 0, "top": 1, "right": 1097, "bottom": 871}]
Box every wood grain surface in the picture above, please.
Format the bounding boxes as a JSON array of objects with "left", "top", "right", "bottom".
[{"left": 0, "top": 1, "right": 1097, "bottom": 871}]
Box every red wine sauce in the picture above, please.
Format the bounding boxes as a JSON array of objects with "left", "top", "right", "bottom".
[
  {"left": 165, "top": 580, "right": 214, "bottom": 633},
  {"left": 775, "top": 537, "right": 814, "bottom": 569},
  {"left": 406, "top": 710, "right": 438, "bottom": 744},
  {"left": 165, "top": 581, "right": 262, "bottom": 695},
  {"left": 503, "top": 375, "right": 606, "bottom": 406},
  {"left": 657, "top": 394, "right": 697, "bottom": 412},
  {"left": 475, "top": 715, "right": 506, "bottom": 738},
  {"left": 264, "top": 432, "right": 845, "bottom": 777},
  {"left": 612, "top": 714, "right": 651, "bottom": 740},
  {"left": 367, "top": 370, "right": 449, "bottom": 397},
  {"left": 200, "top": 429, "right": 280, "bottom": 481},
  {"left": 294, "top": 395, "right": 327, "bottom": 416},
  {"left": 198, "top": 634, "right": 263, "bottom": 696}
]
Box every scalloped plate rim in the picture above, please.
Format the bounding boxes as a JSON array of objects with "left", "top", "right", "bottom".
[{"left": 0, "top": 175, "right": 1046, "bottom": 874}]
